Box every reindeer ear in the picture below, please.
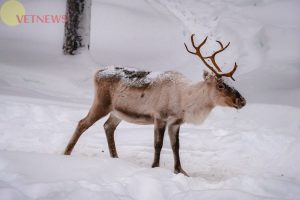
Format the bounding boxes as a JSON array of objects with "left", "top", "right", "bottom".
[{"left": 203, "top": 70, "right": 210, "bottom": 80}]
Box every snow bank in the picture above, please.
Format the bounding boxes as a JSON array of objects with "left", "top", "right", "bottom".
[
  {"left": 1, "top": 0, "right": 299, "bottom": 106},
  {"left": 0, "top": 95, "right": 300, "bottom": 199}
]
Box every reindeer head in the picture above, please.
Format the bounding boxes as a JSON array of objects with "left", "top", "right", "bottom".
[
  {"left": 203, "top": 71, "right": 246, "bottom": 109},
  {"left": 185, "top": 34, "right": 246, "bottom": 109}
]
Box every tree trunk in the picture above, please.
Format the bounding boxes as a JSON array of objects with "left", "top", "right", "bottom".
[{"left": 63, "top": 0, "right": 92, "bottom": 55}]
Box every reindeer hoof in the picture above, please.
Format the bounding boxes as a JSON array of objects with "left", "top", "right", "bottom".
[
  {"left": 151, "top": 162, "right": 159, "bottom": 168},
  {"left": 174, "top": 168, "right": 189, "bottom": 177},
  {"left": 64, "top": 150, "right": 71, "bottom": 155}
]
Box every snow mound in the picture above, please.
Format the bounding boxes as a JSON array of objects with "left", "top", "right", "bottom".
[{"left": 0, "top": 95, "right": 300, "bottom": 199}]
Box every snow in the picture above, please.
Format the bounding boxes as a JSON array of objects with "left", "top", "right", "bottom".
[
  {"left": 0, "top": 0, "right": 300, "bottom": 199},
  {"left": 97, "top": 66, "right": 153, "bottom": 87},
  {"left": 96, "top": 66, "right": 180, "bottom": 87}
]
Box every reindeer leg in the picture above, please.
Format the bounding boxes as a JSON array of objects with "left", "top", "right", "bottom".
[
  {"left": 168, "top": 123, "right": 189, "bottom": 176},
  {"left": 151, "top": 119, "right": 166, "bottom": 168},
  {"left": 103, "top": 114, "right": 121, "bottom": 158},
  {"left": 64, "top": 104, "right": 109, "bottom": 155}
]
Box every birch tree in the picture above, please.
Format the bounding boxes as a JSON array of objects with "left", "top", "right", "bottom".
[{"left": 63, "top": 0, "right": 92, "bottom": 55}]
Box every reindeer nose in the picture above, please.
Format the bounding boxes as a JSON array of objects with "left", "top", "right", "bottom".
[
  {"left": 235, "top": 97, "right": 246, "bottom": 108},
  {"left": 239, "top": 98, "right": 246, "bottom": 107}
]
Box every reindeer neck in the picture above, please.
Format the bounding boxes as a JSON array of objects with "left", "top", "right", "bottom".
[{"left": 182, "top": 81, "right": 215, "bottom": 124}]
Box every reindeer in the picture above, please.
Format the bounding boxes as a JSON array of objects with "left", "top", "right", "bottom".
[{"left": 64, "top": 34, "right": 246, "bottom": 176}]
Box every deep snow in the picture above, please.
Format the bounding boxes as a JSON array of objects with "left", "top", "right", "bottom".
[{"left": 0, "top": 0, "right": 300, "bottom": 199}]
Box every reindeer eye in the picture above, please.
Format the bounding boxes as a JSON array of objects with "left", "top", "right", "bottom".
[{"left": 217, "top": 84, "right": 225, "bottom": 90}]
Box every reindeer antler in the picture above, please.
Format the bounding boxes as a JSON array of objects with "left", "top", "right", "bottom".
[{"left": 184, "top": 34, "right": 238, "bottom": 81}]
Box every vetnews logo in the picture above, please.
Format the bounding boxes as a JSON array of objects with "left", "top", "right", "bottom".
[{"left": 0, "top": 0, "right": 66, "bottom": 26}]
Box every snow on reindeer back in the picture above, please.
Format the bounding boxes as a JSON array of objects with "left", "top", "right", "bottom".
[{"left": 96, "top": 66, "right": 174, "bottom": 87}]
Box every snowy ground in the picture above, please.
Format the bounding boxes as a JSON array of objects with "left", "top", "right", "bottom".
[{"left": 0, "top": 0, "right": 300, "bottom": 199}]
